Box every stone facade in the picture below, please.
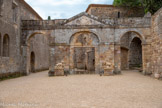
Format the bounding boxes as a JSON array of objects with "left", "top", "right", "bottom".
[
  {"left": 0, "top": 2, "right": 162, "bottom": 79},
  {"left": 0, "top": 0, "right": 48, "bottom": 79},
  {"left": 44, "top": 11, "right": 151, "bottom": 75}
]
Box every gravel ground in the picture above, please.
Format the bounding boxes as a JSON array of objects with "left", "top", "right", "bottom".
[{"left": 0, "top": 70, "right": 162, "bottom": 108}]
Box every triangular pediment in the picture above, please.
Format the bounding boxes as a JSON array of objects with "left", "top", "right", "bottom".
[{"left": 62, "top": 12, "right": 106, "bottom": 26}]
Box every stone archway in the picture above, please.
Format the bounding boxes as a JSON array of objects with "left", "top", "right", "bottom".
[
  {"left": 129, "top": 37, "right": 142, "bottom": 69},
  {"left": 69, "top": 31, "right": 99, "bottom": 74},
  {"left": 120, "top": 32, "right": 143, "bottom": 71},
  {"left": 22, "top": 31, "right": 50, "bottom": 75}
]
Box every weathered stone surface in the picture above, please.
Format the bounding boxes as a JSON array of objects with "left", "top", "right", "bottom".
[
  {"left": 86, "top": 4, "right": 145, "bottom": 19},
  {"left": 0, "top": 0, "right": 48, "bottom": 79},
  {"left": 0, "top": 1, "right": 162, "bottom": 79},
  {"left": 150, "top": 8, "right": 162, "bottom": 79}
]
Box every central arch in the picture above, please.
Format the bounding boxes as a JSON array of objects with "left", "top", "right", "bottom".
[{"left": 69, "top": 31, "right": 100, "bottom": 74}]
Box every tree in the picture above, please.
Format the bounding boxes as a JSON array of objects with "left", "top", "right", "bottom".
[
  {"left": 113, "top": 0, "right": 162, "bottom": 14},
  {"left": 48, "top": 16, "right": 51, "bottom": 20},
  {"left": 142, "top": 0, "right": 162, "bottom": 14},
  {"left": 113, "top": 0, "right": 142, "bottom": 7}
]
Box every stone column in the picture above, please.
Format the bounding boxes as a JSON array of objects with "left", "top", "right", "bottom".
[
  {"left": 48, "top": 45, "right": 55, "bottom": 76},
  {"left": 48, "top": 32, "right": 55, "bottom": 76},
  {"left": 114, "top": 43, "right": 121, "bottom": 74},
  {"left": 21, "top": 45, "right": 29, "bottom": 75},
  {"left": 142, "top": 43, "right": 151, "bottom": 75}
]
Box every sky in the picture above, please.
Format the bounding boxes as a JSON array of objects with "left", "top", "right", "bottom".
[{"left": 25, "top": 0, "right": 114, "bottom": 19}]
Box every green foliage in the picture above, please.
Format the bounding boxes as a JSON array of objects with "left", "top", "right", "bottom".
[
  {"left": 113, "top": 0, "right": 162, "bottom": 14},
  {"left": 142, "top": 0, "right": 162, "bottom": 14},
  {"left": 113, "top": 0, "right": 142, "bottom": 7},
  {"left": 48, "top": 16, "right": 51, "bottom": 20}
]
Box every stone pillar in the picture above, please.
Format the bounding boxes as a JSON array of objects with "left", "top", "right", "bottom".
[
  {"left": 95, "top": 46, "right": 100, "bottom": 74},
  {"left": 48, "top": 33, "right": 55, "bottom": 76},
  {"left": 142, "top": 43, "right": 151, "bottom": 75},
  {"left": 21, "top": 45, "right": 29, "bottom": 75},
  {"left": 114, "top": 43, "right": 121, "bottom": 74},
  {"left": 48, "top": 45, "right": 55, "bottom": 76}
]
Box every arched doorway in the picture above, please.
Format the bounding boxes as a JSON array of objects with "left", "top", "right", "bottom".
[
  {"left": 25, "top": 32, "right": 49, "bottom": 74},
  {"left": 120, "top": 32, "right": 143, "bottom": 70},
  {"left": 70, "top": 31, "right": 99, "bottom": 74},
  {"left": 129, "top": 37, "right": 142, "bottom": 69},
  {"left": 30, "top": 51, "right": 35, "bottom": 73}
]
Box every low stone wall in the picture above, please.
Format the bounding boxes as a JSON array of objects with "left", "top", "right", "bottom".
[{"left": 0, "top": 72, "right": 24, "bottom": 81}]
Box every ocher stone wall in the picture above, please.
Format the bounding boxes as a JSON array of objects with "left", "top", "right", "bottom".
[
  {"left": 86, "top": 5, "right": 145, "bottom": 19},
  {"left": 53, "top": 45, "right": 70, "bottom": 68},
  {"left": 151, "top": 8, "right": 162, "bottom": 78}
]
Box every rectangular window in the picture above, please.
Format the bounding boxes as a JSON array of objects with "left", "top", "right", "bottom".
[
  {"left": 12, "top": 1, "right": 18, "bottom": 23},
  {"left": 118, "top": 12, "right": 120, "bottom": 18},
  {"left": 0, "top": 0, "right": 3, "bottom": 16}
]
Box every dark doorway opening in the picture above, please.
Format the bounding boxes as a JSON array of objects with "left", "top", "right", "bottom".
[
  {"left": 121, "top": 47, "right": 129, "bottom": 70},
  {"left": 3, "top": 34, "right": 9, "bottom": 57},
  {"left": 74, "top": 47, "right": 95, "bottom": 74},
  {"left": 129, "top": 37, "right": 142, "bottom": 69},
  {"left": 118, "top": 12, "right": 120, "bottom": 18},
  {"left": 30, "top": 51, "right": 35, "bottom": 73}
]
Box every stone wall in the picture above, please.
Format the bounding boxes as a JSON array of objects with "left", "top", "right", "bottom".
[
  {"left": 150, "top": 8, "right": 162, "bottom": 79},
  {"left": 0, "top": 0, "right": 41, "bottom": 23},
  {"left": 53, "top": 45, "right": 70, "bottom": 69},
  {"left": 0, "top": 20, "right": 19, "bottom": 74},
  {"left": 0, "top": 0, "right": 42, "bottom": 79},
  {"left": 49, "top": 27, "right": 115, "bottom": 74},
  {"left": 0, "top": 2, "right": 156, "bottom": 78},
  {"left": 28, "top": 34, "right": 49, "bottom": 72},
  {"left": 86, "top": 4, "right": 145, "bottom": 19},
  {"left": 21, "top": 11, "right": 152, "bottom": 76}
]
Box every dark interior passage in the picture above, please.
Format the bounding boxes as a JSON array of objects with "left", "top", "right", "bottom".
[
  {"left": 3, "top": 34, "right": 9, "bottom": 57},
  {"left": 74, "top": 47, "right": 95, "bottom": 73},
  {"left": 129, "top": 37, "right": 142, "bottom": 69},
  {"left": 121, "top": 48, "right": 129, "bottom": 70},
  {"left": 120, "top": 32, "right": 142, "bottom": 70},
  {"left": 30, "top": 51, "right": 35, "bottom": 73}
]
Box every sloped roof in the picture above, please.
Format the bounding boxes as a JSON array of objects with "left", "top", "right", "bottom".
[{"left": 20, "top": 0, "right": 42, "bottom": 20}]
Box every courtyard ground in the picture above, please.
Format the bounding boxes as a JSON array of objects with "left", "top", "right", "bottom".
[{"left": 0, "top": 70, "right": 162, "bottom": 108}]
